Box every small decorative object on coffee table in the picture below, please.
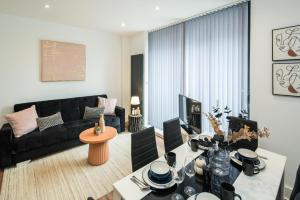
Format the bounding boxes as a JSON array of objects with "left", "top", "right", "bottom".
[
  {"left": 99, "top": 114, "right": 105, "bottom": 133},
  {"left": 79, "top": 126, "right": 116, "bottom": 165},
  {"left": 94, "top": 123, "right": 101, "bottom": 135},
  {"left": 128, "top": 114, "right": 143, "bottom": 133}
]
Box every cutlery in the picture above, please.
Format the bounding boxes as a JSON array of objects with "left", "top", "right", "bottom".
[
  {"left": 132, "top": 175, "right": 149, "bottom": 187},
  {"left": 258, "top": 155, "right": 268, "bottom": 160},
  {"left": 130, "top": 177, "right": 150, "bottom": 191}
]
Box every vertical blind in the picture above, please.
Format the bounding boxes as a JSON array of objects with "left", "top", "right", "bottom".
[
  {"left": 185, "top": 3, "right": 249, "bottom": 131},
  {"left": 148, "top": 24, "right": 184, "bottom": 130},
  {"left": 148, "top": 2, "right": 249, "bottom": 131}
]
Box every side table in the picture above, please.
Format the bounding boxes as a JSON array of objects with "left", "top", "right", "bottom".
[{"left": 128, "top": 114, "right": 143, "bottom": 133}]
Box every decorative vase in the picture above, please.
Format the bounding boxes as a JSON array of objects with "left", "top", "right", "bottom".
[
  {"left": 99, "top": 114, "right": 105, "bottom": 133},
  {"left": 136, "top": 107, "right": 141, "bottom": 115}
]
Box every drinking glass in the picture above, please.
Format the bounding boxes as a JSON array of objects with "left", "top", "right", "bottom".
[
  {"left": 171, "top": 161, "right": 185, "bottom": 200},
  {"left": 227, "top": 128, "right": 233, "bottom": 145},
  {"left": 184, "top": 156, "right": 196, "bottom": 196}
]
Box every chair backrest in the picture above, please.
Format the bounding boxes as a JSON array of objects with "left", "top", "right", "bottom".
[
  {"left": 291, "top": 165, "right": 300, "bottom": 200},
  {"left": 131, "top": 127, "right": 158, "bottom": 172},
  {"left": 163, "top": 118, "right": 183, "bottom": 153},
  {"left": 228, "top": 116, "right": 258, "bottom": 151}
]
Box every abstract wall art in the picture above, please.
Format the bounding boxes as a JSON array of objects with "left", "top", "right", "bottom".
[
  {"left": 41, "top": 40, "right": 86, "bottom": 81},
  {"left": 273, "top": 63, "right": 300, "bottom": 97},
  {"left": 272, "top": 25, "right": 300, "bottom": 61}
]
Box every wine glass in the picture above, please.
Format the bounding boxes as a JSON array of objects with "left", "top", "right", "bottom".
[
  {"left": 171, "top": 161, "right": 185, "bottom": 200},
  {"left": 184, "top": 156, "right": 196, "bottom": 196}
]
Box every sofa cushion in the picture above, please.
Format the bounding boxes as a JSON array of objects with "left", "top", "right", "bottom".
[
  {"left": 5, "top": 105, "right": 38, "bottom": 138},
  {"left": 64, "top": 120, "right": 95, "bottom": 140},
  {"left": 37, "top": 112, "right": 64, "bottom": 131},
  {"left": 40, "top": 125, "right": 69, "bottom": 146},
  {"left": 83, "top": 106, "right": 105, "bottom": 120},
  {"left": 38, "top": 100, "right": 60, "bottom": 117},
  {"left": 13, "top": 130, "right": 42, "bottom": 153},
  {"left": 60, "top": 99, "right": 81, "bottom": 122},
  {"left": 104, "top": 115, "right": 120, "bottom": 128},
  {"left": 98, "top": 97, "right": 117, "bottom": 115}
]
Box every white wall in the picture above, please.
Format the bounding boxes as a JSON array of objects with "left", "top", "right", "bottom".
[
  {"left": 0, "top": 14, "right": 122, "bottom": 125},
  {"left": 121, "top": 32, "right": 146, "bottom": 117},
  {"left": 251, "top": 0, "right": 300, "bottom": 191}
]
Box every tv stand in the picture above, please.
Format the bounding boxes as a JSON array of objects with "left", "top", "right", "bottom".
[{"left": 181, "top": 124, "right": 194, "bottom": 135}]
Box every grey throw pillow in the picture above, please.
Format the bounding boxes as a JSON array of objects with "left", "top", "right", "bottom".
[
  {"left": 83, "top": 106, "right": 105, "bottom": 120},
  {"left": 36, "top": 112, "right": 64, "bottom": 132}
]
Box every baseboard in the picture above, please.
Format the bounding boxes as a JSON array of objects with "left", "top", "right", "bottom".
[{"left": 285, "top": 185, "right": 293, "bottom": 200}]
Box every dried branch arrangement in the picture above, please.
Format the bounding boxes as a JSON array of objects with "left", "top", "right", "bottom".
[{"left": 204, "top": 112, "right": 270, "bottom": 144}]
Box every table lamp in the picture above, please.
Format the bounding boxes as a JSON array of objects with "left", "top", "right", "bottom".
[
  {"left": 130, "top": 96, "right": 140, "bottom": 115},
  {"left": 130, "top": 96, "right": 140, "bottom": 106}
]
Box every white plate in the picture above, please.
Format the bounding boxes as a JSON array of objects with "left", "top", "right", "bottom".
[
  {"left": 237, "top": 148, "right": 258, "bottom": 159},
  {"left": 150, "top": 161, "right": 170, "bottom": 175},
  {"left": 142, "top": 165, "right": 175, "bottom": 189},
  {"left": 188, "top": 192, "right": 220, "bottom": 200},
  {"left": 230, "top": 151, "right": 266, "bottom": 170}
]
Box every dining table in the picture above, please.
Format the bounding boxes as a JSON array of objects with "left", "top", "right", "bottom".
[{"left": 112, "top": 133, "right": 287, "bottom": 200}]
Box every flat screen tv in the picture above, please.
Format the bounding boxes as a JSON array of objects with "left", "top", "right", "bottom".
[{"left": 179, "top": 94, "right": 202, "bottom": 133}]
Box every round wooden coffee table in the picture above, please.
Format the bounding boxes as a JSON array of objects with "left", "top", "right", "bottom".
[{"left": 79, "top": 126, "right": 117, "bottom": 166}]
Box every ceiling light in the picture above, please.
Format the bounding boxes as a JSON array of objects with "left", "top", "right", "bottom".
[
  {"left": 44, "top": 4, "right": 50, "bottom": 8},
  {"left": 155, "top": 6, "right": 160, "bottom": 11},
  {"left": 121, "top": 22, "right": 126, "bottom": 27}
]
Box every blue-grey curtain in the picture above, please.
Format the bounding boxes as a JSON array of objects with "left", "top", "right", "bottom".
[
  {"left": 148, "top": 2, "right": 249, "bottom": 131},
  {"left": 148, "top": 24, "right": 184, "bottom": 129},
  {"left": 185, "top": 3, "right": 249, "bottom": 131}
]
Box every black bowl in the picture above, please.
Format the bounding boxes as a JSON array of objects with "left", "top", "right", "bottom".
[
  {"left": 148, "top": 170, "right": 172, "bottom": 184},
  {"left": 235, "top": 153, "right": 260, "bottom": 165}
]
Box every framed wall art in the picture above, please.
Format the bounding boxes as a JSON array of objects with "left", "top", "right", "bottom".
[
  {"left": 272, "top": 25, "right": 300, "bottom": 61},
  {"left": 41, "top": 40, "right": 86, "bottom": 82},
  {"left": 272, "top": 63, "right": 300, "bottom": 97}
]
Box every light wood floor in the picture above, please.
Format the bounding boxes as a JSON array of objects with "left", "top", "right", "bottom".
[{"left": 0, "top": 136, "right": 164, "bottom": 200}]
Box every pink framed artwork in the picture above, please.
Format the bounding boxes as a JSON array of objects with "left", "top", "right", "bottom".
[{"left": 41, "top": 40, "right": 86, "bottom": 81}]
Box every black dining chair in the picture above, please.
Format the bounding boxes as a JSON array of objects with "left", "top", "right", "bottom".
[
  {"left": 227, "top": 116, "right": 258, "bottom": 151},
  {"left": 163, "top": 118, "right": 183, "bottom": 153},
  {"left": 131, "top": 126, "right": 158, "bottom": 172},
  {"left": 290, "top": 165, "right": 300, "bottom": 200}
]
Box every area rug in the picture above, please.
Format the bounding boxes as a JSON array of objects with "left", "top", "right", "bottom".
[{"left": 0, "top": 133, "right": 164, "bottom": 200}]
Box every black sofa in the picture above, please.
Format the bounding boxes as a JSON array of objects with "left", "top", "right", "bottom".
[{"left": 0, "top": 94, "right": 125, "bottom": 168}]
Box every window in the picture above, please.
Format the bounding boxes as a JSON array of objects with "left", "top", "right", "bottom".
[{"left": 148, "top": 2, "right": 249, "bottom": 131}]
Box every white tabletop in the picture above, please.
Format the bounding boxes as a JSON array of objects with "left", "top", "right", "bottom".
[
  {"left": 113, "top": 134, "right": 287, "bottom": 200},
  {"left": 233, "top": 148, "right": 286, "bottom": 200}
]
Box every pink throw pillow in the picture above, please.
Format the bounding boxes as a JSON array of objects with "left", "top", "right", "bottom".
[
  {"left": 98, "top": 97, "right": 117, "bottom": 115},
  {"left": 5, "top": 105, "right": 38, "bottom": 138}
]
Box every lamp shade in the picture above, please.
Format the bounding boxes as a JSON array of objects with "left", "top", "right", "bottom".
[{"left": 131, "top": 96, "right": 140, "bottom": 105}]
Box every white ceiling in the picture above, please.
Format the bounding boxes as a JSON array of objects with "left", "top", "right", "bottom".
[{"left": 0, "top": 0, "right": 239, "bottom": 35}]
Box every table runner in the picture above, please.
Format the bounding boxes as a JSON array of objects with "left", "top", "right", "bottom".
[{"left": 141, "top": 152, "right": 242, "bottom": 200}]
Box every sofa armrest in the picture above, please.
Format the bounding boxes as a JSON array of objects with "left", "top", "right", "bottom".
[
  {"left": 0, "top": 123, "right": 14, "bottom": 168},
  {"left": 115, "top": 106, "right": 125, "bottom": 132}
]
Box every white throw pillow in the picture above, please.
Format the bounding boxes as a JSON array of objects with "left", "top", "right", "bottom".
[
  {"left": 98, "top": 97, "right": 117, "bottom": 115},
  {"left": 5, "top": 105, "right": 38, "bottom": 138}
]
